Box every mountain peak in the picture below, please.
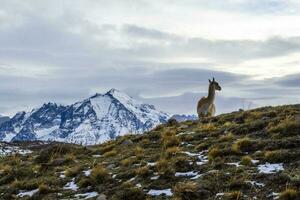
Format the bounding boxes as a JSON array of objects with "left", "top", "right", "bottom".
[
  {"left": 0, "top": 89, "right": 170, "bottom": 145},
  {"left": 107, "top": 88, "right": 119, "bottom": 94}
]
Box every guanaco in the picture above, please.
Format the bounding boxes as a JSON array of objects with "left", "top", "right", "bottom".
[{"left": 197, "top": 77, "right": 222, "bottom": 118}]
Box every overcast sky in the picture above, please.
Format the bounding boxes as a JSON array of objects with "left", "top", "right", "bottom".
[{"left": 1, "top": 0, "right": 300, "bottom": 116}]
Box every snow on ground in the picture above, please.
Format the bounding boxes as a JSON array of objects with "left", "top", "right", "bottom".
[
  {"left": 83, "top": 169, "right": 91, "bottom": 176},
  {"left": 59, "top": 171, "right": 66, "bottom": 178},
  {"left": 175, "top": 171, "right": 198, "bottom": 177},
  {"left": 0, "top": 143, "right": 32, "bottom": 156},
  {"left": 129, "top": 177, "right": 136, "bottom": 182},
  {"left": 190, "top": 173, "right": 203, "bottom": 180},
  {"left": 183, "top": 150, "right": 208, "bottom": 166},
  {"left": 17, "top": 189, "right": 39, "bottom": 197},
  {"left": 147, "top": 189, "right": 173, "bottom": 197},
  {"left": 178, "top": 131, "right": 195, "bottom": 136},
  {"left": 63, "top": 178, "right": 78, "bottom": 191},
  {"left": 175, "top": 171, "right": 203, "bottom": 180},
  {"left": 216, "top": 193, "right": 225, "bottom": 197},
  {"left": 267, "top": 192, "right": 279, "bottom": 199},
  {"left": 251, "top": 159, "right": 260, "bottom": 164},
  {"left": 92, "top": 154, "right": 101, "bottom": 158},
  {"left": 226, "top": 162, "right": 242, "bottom": 167},
  {"left": 147, "top": 162, "right": 156, "bottom": 166},
  {"left": 150, "top": 175, "right": 159, "bottom": 180},
  {"left": 136, "top": 183, "right": 142, "bottom": 188},
  {"left": 75, "top": 191, "right": 98, "bottom": 199},
  {"left": 245, "top": 181, "right": 265, "bottom": 187},
  {"left": 257, "top": 163, "right": 284, "bottom": 174}
]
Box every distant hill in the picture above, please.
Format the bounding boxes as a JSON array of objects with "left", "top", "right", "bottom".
[
  {"left": 171, "top": 114, "right": 198, "bottom": 122},
  {"left": 1, "top": 104, "right": 299, "bottom": 199}
]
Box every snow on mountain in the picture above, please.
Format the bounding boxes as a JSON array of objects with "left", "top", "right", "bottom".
[{"left": 0, "top": 89, "right": 169, "bottom": 145}]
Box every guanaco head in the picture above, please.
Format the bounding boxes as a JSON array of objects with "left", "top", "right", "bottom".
[{"left": 209, "top": 77, "right": 222, "bottom": 91}]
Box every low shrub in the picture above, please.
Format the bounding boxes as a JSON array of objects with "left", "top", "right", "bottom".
[
  {"left": 65, "top": 166, "right": 82, "bottom": 177},
  {"left": 240, "top": 156, "right": 253, "bottom": 166},
  {"left": 161, "top": 129, "right": 180, "bottom": 149},
  {"left": 38, "top": 183, "right": 50, "bottom": 194},
  {"left": 112, "top": 182, "right": 145, "bottom": 200},
  {"left": 103, "top": 150, "right": 117, "bottom": 158},
  {"left": 134, "top": 146, "right": 144, "bottom": 159},
  {"left": 91, "top": 165, "right": 109, "bottom": 183},
  {"left": 120, "top": 157, "right": 136, "bottom": 167},
  {"left": 173, "top": 181, "right": 201, "bottom": 200},
  {"left": 231, "top": 137, "right": 254, "bottom": 153},
  {"left": 165, "top": 146, "right": 181, "bottom": 158},
  {"left": 279, "top": 188, "right": 299, "bottom": 200},
  {"left": 135, "top": 166, "right": 150, "bottom": 177},
  {"left": 156, "top": 158, "right": 174, "bottom": 177}
]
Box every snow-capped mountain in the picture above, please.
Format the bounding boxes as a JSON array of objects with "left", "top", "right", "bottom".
[{"left": 0, "top": 89, "right": 169, "bottom": 145}]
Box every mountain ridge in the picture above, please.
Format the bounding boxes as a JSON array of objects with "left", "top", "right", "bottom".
[{"left": 0, "top": 89, "right": 170, "bottom": 145}]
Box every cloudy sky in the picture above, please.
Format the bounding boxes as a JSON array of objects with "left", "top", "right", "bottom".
[{"left": 1, "top": 0, "right": 300, "bottom": 116}]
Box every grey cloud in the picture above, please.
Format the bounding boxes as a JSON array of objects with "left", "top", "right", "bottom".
[
  {"left": 0, "top": 1, "right": 300, "bottom": 116},
  {"left": 274, "top": 74, "right": 300, "bottom": 88},
  {"left": 0, "top": 66, "right": 247, "bottom": 115}
]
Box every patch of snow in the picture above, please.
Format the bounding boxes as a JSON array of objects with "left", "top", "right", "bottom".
[
  {"left": 267, "top": 192, "right": 279, "bottom": 199},
  {"left": 245, "top": 181, "right": 265, "bottom": 187},
  {"left": 83, "top": 169, "right": 91, "bottom": 176},
  {"left": 92, "top": 154, "right": 101, "bottom": 158},
  {"left": 175, "top": 171, "right": 198, "bottom": 177},
  {"left": 59, "top": 171, "right": 66, "bottom": 178},
  {"left": 226, "top": 162, "right": 242, "bottom": 167},
  {"left": 257, "top": 163, "right": 284, "bottom": 174},
  {"left": 183, "top": 151, "right": 199, "bottom": 156},
  {"left": 251, "top": 159, "right": 260, "bottom": 164},
  {"left": 63, "top": 178, "right": 78, "bottom": 191},
  {"left": 17, "top": 189, "right": 38, "bottom": 197},
  {"left": 147, "top": 189, "right": 173, "bottom": 197},
  {"left": 75, "top": 191, "right": 98, "bottom": 199},
  {"left": 196, "top": 151, "right": 209, "bottom": 165},
  {"left": 184, "top": 150, "right": 208, "bottom": 166},
  {"left": 190, "top": 174, "right": 203, "bottom": 180},
  {"left": 150, "top": 175, "right": 159, "bottom": 180},
  {"left": 216, "top": 193, "right": 225, "bottom": 197},
  {"left": 136, "top": 183, "right": 142, "bottom": 188},
  {"left": 178, "top": 131, "right": 195, "bottom": 136},
  {"left": 0, "top": 144, "right": 32, "bottom": 156},
  {"left": 147, "top": 162, "right": 156, "bottom": 166},
  {"left": 129, "top": 177, "right": 136, "bottom": 182}
]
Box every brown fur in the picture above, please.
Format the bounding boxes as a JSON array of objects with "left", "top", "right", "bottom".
[{"left": 197, "top": 78, "right": 221, "bottom": 119}]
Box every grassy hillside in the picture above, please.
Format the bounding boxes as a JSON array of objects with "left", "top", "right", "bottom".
[{"left": 1, "top": 104, "right": 300, "bottom": 200}]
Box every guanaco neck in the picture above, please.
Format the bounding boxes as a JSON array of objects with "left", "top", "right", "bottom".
[{"left": 207, "top": 84, "right": 215, "bottom": 104}]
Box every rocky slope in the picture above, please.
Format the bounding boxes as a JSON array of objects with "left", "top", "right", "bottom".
[
  {"left": 0, "top": 104, "right": 300, "bottom": 200},
  {"left": 0, "top": 89, "right": 169, "bottom": 145}
]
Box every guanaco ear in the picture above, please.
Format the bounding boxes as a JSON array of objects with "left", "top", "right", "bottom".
[
  {"left": 208, "top": 79, "right": 212, "bottom": 83},
  {"left": 213, "top": 77, "right": 215, "bottom": 82}
]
